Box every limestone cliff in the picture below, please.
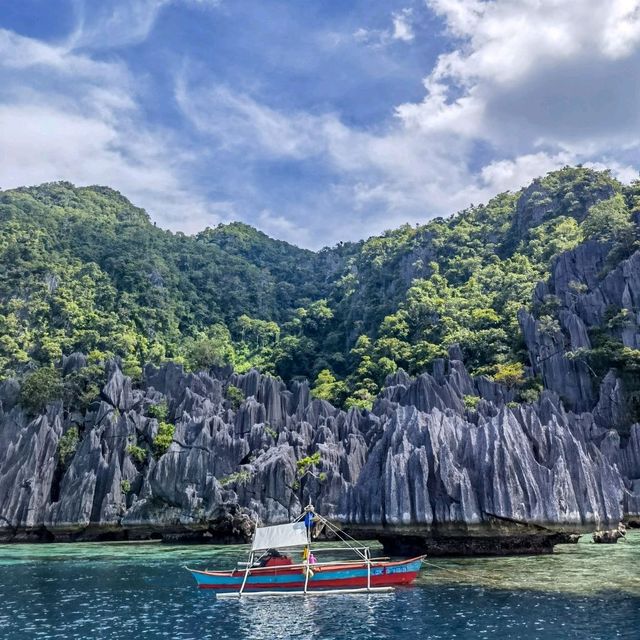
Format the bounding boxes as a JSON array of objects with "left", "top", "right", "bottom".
[
  {"left": 1, "top": 245, "right": 639, "bottom": 554},
  {"left": 1, "top": 350, "right": 638, "bottom": 553}
]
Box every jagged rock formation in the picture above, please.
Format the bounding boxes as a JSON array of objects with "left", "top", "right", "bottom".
[
  {"left": 520, "top": 244, "right": 640, "bottom": 418},
  {"left": 517, "top": 242, "right": 640, "bottom": 521},
  {"left": 1, "top": 347, "right": 639, "bottom": 553},
  {"left": 592, "top": 524, "right": 626, "bottom": 544}
]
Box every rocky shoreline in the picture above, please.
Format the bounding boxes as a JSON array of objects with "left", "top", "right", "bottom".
[{"left": 1, "top": 353, "right": 638, "bottom": 553}]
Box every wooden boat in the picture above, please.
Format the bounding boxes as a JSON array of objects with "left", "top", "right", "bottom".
[{"left": 186, "top": 505, "right": 425, "bottom": 597}]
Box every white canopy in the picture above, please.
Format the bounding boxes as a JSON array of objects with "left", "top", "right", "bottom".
[{"left": 251, "top": 522, "right": 308, "bottom": 551}]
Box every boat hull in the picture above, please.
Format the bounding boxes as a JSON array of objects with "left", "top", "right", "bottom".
[{"left": 188, "top": 556, "right": 424, "bottom": 594}]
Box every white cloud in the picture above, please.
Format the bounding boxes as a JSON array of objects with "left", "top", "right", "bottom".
[
  {"left": 175, "top": 27, "right": 640, "bottom": 247},
  {"left": 176, "top": 75, "right": 492, "bottom": 243},
  {"left": 403, "top": 0, "right": 640, "bottom": 152},
  {"left": 353, "top": 28, "right": 371, "bottom": 43},
  {"left": 583, "top": 160, "right": 640, "bottom": 184},
  {"left": 392, "top": 8, "right": 415, "bottom": 42},
  {"left": 0, "top": 28, "right": 224, "bottom": 231},
  {"left": 353, "top": 6, "right": 415, "bottom": 47},
  {"left": 479, "top": 152, "right": 575, "bottom": 194},
  {"left": 290, "top": 0, "right": 640, "bottom": 245},
  {"left": 600, "top": 0, "right": 640, "bottom": 58},
  {"left": 257, "top": 210, "right": 312, "bottom": 247},
  {"left": 68, "top": 0, "right": 171, "bottom": 49}
]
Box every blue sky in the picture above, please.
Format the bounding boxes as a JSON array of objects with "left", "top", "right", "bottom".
[{"left": 1, "top": 1, "right": 639, "bottom": 248}]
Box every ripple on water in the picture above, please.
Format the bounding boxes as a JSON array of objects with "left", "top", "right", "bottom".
[{"left": 0, "top": 534, "right": 638, "bottom": 639}]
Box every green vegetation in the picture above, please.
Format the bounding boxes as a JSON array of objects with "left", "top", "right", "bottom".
[
  {"left": 184, "top": 325, "right": 236, "bottom": 371},
  {"left": 152, "top": 422, "right": 175, "bottom": 457},
  {"left": 518, "top": 387, "right": 541, "bottom": 404},
  {"left": 311, "top": 369, "right": 347, "bottom": 405},
  {"left": 126, "top": 443, "right": 147, "bottom": 464},
  {"left": 0, "top": 182, "right": 325, "bottom": 383},
  {"left": 569, "top": 333, "right": 640, "bottom": 430},
  {"left": 146, "top": 400, "right": 168, "bottom": 420},
  {"left": 61, "top": 361, "right": 105, "bottom": 412},
  {"left": 264, "top": 425, "right": 278, "bottom": 440},
  {"left": 517, "top": 376, "right": 543, "bottom": 404},
  {"left": 463, "top": 395, "right": 480, "bottom": 410},
  {"left": 582, "top": 194, "right": 634, "bottom": 243},
  {"left": 120, "top": 479, "right": 131, "bottom": 494},
  {"left": 297, "top": 452, "right": 321, "bottom": 477},
  {"left": 57, "top": 426, "right": 79, "bottom": 468},
  {"left": 19, "top": 367, "right": 63, "bottom": 414},
  {"left": 1, "top": 168, "right": 638, "bottom": 411},
  {"left": 491, "top": 362, "right": 526, "bottom": 388},
  {"left": 226, "top": 385, "right": 245, "bottom": 409}
]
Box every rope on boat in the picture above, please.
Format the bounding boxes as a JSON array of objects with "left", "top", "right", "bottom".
[
  {"left": 305, "top": 506, "right": 372, "bottom": 591},
  {"left": 305, "top": 506, "right": 508, "bottom": 589},
  {"left": 311, "top": 512, "right": 369, "bottom": 561}
]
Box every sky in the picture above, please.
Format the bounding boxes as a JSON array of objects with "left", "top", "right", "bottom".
[{"left": 0, "top": 0, "right": 639, "bottom": 249}]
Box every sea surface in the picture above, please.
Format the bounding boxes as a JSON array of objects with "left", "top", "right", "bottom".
[{"left": 1, "top": 532, "right": 638, "bottom": 640}]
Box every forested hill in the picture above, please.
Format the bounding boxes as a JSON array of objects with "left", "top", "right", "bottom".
[{"left": 1, "top": 167, "right": 638, "bottom": 411}]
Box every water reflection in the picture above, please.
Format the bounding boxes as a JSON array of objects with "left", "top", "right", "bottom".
[{"left": 227, "top": 591, "right": 396, "bottom": 640}]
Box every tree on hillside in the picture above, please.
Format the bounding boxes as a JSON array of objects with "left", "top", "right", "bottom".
[
  {"left": 184, "top": 324, "right": 235, "bottom": 371},
  {"left": 581, "top": 194, "right": 633, "bottom": 243},
  {"left": 19, "top": 367, "right": 63, "bottom": 414},
  {"left": 311, "top": 369, "right": 347, "bottom": 405}
]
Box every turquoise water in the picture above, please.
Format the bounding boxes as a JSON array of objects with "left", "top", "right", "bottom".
[{"left": 0, "top": 533, "right": 638, "bottom": 639}]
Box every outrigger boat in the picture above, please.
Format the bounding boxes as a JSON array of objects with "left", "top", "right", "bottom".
[{"left": 186, "top": 505, "right": 425, "bottom": 597}]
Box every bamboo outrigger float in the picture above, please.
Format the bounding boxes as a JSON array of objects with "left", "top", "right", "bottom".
[{"left": 186, "top": 504, "right": 425, "bottom": 597}]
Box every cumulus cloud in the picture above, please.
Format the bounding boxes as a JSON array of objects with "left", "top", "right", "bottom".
[
  {"left": 400, "top": 0, "right": 640, "bottom": 152},
  {"left": 175, "top": 4, "right": 640, "bottom": 247},
  {"left": 0, "top": 29, "right": 225, "bottom": 231},
  {"left": 299, "top": 0, "right": 640, "bottom": 243},
  {"left": 176, "top": 74, "right": 489, "bottom": 242},
  {"left": 478, "top": 152, "right": 575, "bottom": 195}
]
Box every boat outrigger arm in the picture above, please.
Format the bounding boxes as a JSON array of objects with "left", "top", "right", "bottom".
[{"left": 186, "top": 504, "right": 425, "bottom": 597}]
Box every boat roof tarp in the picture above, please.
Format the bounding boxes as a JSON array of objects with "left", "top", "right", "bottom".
[{"left": 252, "top": 522, "right": 308, "bottom": 551}]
